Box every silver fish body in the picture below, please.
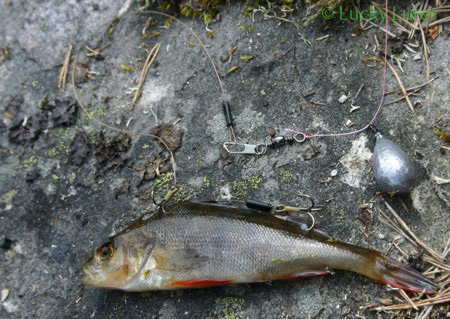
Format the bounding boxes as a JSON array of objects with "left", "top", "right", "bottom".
[{"left": 82, "top": 201, "right": 436, "bottom": 293}]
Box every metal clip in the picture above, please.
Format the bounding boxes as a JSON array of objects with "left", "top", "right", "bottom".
[
  {"left": 223, "top": 142, "right": 267, "bottom": 155},
  {"left": 293, "top": 133, "right": 306, "bottom": 143}
]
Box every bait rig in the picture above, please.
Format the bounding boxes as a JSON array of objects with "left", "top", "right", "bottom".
[{"left": 219, "top": 0, "right": 416, "bottom": 194}]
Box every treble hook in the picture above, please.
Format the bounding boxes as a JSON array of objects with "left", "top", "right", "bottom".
[
  {"left": 274, "top": 193, "right": 318, "bottom": 231},
  {"left": 151, "top": 184, "right": 180, "bottom": 212},
  {"left": 275, "top": 193, "right": 315, "bottom": 212}
]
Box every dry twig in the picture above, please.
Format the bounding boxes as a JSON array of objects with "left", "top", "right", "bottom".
[
  {"left": 132, "top": 42, "right": 160, "bottom": 107},
  {"left": 384, "top": 200, "right": 443, "bottom": 261},
  {"left": 417, "top": 17, "right": 430, "bottom": 81},
  {"left": 384, "top": 78, "right": 437, "bottom": 95},
  {"left": 59, "top": 44, "right": 73, "bottom": 90},
  {"left": 386, "top": 61, "right": 415, "bottom": 113},
  {"left": 399, "top": 289, "right": 419, "bottom": 310}
]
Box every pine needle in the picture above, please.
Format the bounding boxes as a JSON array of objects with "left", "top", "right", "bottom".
[{"left": 132, "top": 42, "right": 160, "bottom": 107}]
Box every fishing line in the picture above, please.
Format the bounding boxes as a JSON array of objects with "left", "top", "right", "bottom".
[
  {"left": 72, "top": 1, "right": 390, "bottom": 191},
  {"left": 285, "top": 0, "right": 389, "bottom": 141}
]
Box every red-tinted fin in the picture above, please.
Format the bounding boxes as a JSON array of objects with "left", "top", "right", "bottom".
[
  {"left": 373, "top": 256, "right": 438, "bottom": 294},
  {"left": 275, "top": 270, "right": 331, "bottom": 281},
  {"left": 172, "top": 279, "right": 234, "bottom": 288}
]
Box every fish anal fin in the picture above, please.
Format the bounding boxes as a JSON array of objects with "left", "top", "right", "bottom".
[
  {"left": 171, "top": 279, "right": 234, "bottom": 288},
  {"left": 275, "top": 269, "right": 331, "bottom": 281}
]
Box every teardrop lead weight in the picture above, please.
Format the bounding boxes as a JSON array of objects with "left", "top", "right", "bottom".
[{"left": 373, "top": 133, "right": 416, "bottom": 194}]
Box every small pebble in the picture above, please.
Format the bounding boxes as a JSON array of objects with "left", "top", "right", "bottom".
[
  {"left": 267, "top": 128, "right": 276, "bottom": 138},
  {"left": 330, "top": 169, "right": 338, "bottom": 177},
  {"left": 1, "top": 289, "right": 9, "bottom": 302},
  {"left": 220, "top": 51, "right": 230, "bottom": 63},
  {"left": 345, "top": 119, "right": 355, "bottom": 127},
  {"left": 377, "top": 233, "right": 385, "bottom": 240},
  {"left": 338, "top": 94, "right": 348, "bottom": 103}
]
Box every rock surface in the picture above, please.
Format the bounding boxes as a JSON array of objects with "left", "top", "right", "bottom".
[{"left": 0, "top": 1, "right": 449, "bottom": 318}]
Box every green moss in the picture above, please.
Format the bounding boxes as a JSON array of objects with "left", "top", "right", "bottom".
[
  {"left": 149, "top": 0, "right": 345, "bottom": 27},
  {"left": 22, "top": 154, "right": 37, "bottom": 168},
  {"left": 55, "top": 128, "right": 66, "bottom": 138},
  {"left": 279, "top": 168, "right": 293, "bottom": 184},
  {"left": 154, "top": 172, "right": 175, "bottom": 189},
  {"left": 232, "top": 180, "right": 248, "bottom": 199},
  {"left": 248, "top": 175, "right": 262, "bottom": 189},
  {"left": 215, "top": 297, "right": 245, "bottom": 319},
  {"left": 173, "top": 185, "right": 192, "bottom": 202},
  {"left": 38, "top": 95, "right": 49, "bottom": 109},
  {"left": 87, "top": 130, "right": 97, "bottom": 144},
  {"left": 47, "top": 138, "right": 70, "bottom": 157},
  {"left": 202, "top": 176, "right": 211, "bottom": 188},
  {"left": 48, "top": 147, "right": 60, "bottom": 157},
  {"left": 51, "top": 174, "right": 60, "bottom": 180}
]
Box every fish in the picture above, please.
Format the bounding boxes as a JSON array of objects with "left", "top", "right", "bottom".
[{"left": 81, "top": 201, "right": 437, "bottom": 293}]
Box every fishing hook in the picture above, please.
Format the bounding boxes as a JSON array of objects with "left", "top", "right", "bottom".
[
  {"left": 151, "top": 184, "right": 180, "bottom": 213},
  {"left": 274, "top": 193, "right": 318, "bottom": 231}
]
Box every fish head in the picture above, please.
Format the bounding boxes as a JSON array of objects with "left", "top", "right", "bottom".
[{"left": 81, "top": 231, "right": 155, "bottom": 290}]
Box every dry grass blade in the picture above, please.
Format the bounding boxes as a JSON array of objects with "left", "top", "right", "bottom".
[
  {"left": 371, "top": 1, "right": 419, "bottom": 31},
  {"left": 132, "top": 42, "right": 160, "bottom": 107},
  {"left": 429, "top": 16, "right": 450, "bottom": 27},
  {"left": 422, "top": 255, "right": 450, "bottom": 272},
  {"left": 398, "top": 289, "right": 418, "bottom": 310},
  {"left": 386, "top": 61, "right": 415, "bottom": 113},
  {"left": 377, "top": 208, "right": 418, "bottom": 247},
  {"left": 371, "top": 200, "right": 450, "bottom": 316},
  {"left": 383, "top": 200, "right": 443, "bottom": 261},
  {"left": 417, "top": 17, "right": 430, "bottom": 81},
  {"left": 385, "top": 88, "right": 421, "bottom": 105},
  {"left": 59, "top": 43, "right": 73, "bottom": 90},
  {"left": 384, "top": 78, "right": 437, "bottom": 95},
  {"left": 373, "top": 292, "right": 450, "bottom": 311}
]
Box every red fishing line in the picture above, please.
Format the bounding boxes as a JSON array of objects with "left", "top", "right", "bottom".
[{"left": 285, "top": 0, "right": 389, "bottom": 140}]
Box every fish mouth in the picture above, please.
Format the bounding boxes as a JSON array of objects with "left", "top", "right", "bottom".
[{"left": 81, "top": 264, "right": 96, "bottom": 287}]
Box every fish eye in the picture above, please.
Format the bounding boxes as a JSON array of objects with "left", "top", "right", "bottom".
[{"left": 97, "top": 242, "right": 114, "bottom": 262}]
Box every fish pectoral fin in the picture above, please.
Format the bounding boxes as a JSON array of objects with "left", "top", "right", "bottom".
[
  {"left": 275, "top": 269, "right": 331, "bottom": 280},
  {"left": 159, "top": 247, "right": 209, "bottom": 272}
]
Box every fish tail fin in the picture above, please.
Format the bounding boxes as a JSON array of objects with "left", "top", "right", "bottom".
[{"left": 370, "top": 254, "right": 437, "bottom": 294}]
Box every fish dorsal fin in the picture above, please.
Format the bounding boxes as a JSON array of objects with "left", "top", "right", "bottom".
[{"left": 274, "top": 214, "right": 332, "bottom": 240}]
